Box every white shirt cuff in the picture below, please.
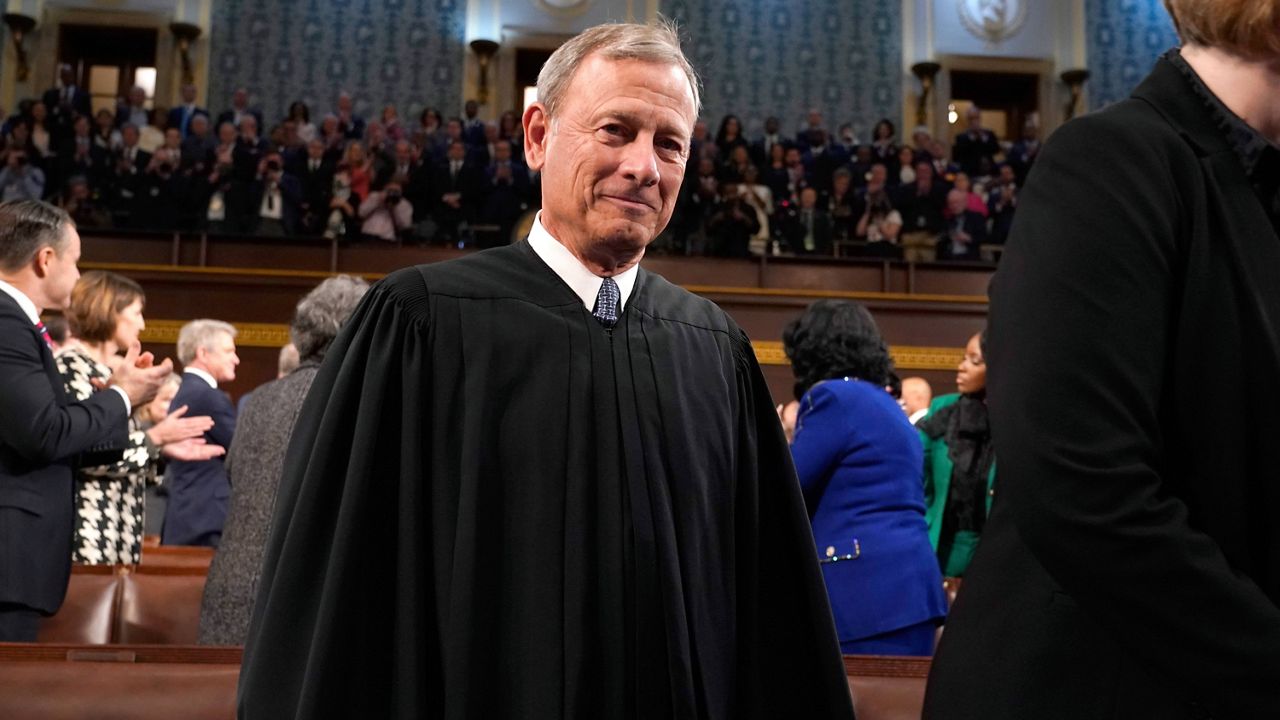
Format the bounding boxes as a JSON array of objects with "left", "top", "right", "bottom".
[{"left": 110, "top": 385, "right": 132, "bottom": 416}]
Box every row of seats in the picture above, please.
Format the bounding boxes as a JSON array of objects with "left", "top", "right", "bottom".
[
  {"left": 38, "top": 559, "right": 211, "bottom": 646},
  {"left": 0, "top": 644, "right": 928, "bottom": 720},
  {"left": 42, "top": 549, "right": 961, "bottom": 650}
]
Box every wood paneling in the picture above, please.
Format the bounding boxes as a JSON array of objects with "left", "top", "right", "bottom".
[
  {"left": 79, "top": 231, "right": 990, "bottom": 404},
  {"left": 78, "top": 231, "right": 996, "bottom": 295}
]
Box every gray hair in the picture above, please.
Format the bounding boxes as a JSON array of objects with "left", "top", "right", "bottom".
[
  {"left": 177, "top": 319, "right": 237, "bottom": 366},
  {"left": 291, "top": 275, "right": 369, "bottom": 363},
  {"left": 0, "top": 200, "right": 73, "bottom": 272},
  {"left": 536, "top": 19, "right": 701, "bottom": 121}
]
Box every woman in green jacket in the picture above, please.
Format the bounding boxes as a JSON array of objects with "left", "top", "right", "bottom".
[{"left": 918, "top": 331, "right": 996, "bottom": 577}]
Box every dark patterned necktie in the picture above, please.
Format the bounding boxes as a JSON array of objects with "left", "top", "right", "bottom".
[
  {"left": 593, "top": 277, "right": 620, "bottom": 328},
  {"left": 34, "top": 320, "right": 53, "bottom": 350}
]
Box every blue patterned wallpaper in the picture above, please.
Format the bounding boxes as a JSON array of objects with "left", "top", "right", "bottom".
[
  {"left": 208, "top": 0, "right": 466, "bottom": 129},
  {"left": 1086, "top": 0, "right": 1179, "bottom": 109},
  {"left": 663, "top": 0, "right": 902, "bottom": 140}
]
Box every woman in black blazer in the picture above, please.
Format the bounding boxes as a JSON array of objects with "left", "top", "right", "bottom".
[{"left": 924, "top": 3, "right": 1280, "bottom": 717}]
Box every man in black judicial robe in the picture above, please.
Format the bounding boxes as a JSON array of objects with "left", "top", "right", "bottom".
[{"left": 238, "top": 22, "right": 853, "bottom": 720}]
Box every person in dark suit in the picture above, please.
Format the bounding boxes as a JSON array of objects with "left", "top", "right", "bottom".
[
  {"left": 108, "top": 125, "right": 152, "bottom": 228},
  {"left": 162, "top": 319, "right": 239, "bottom": 547},
  {"left": 229, "top": 116, "right": 271, "bottom": 233},
  {"left": 801, "top": 128, "right": 842, "bottom": 192},
  {"left": 478, "top": 140, "right": 530, "bottom": 246},
  {"left": 461, "top": 99, "right": 486, "bottom": 148},
  {"left": 951, "top": 105, "right": 1000, "bottom": 178},
  {"left": 705, "top": 182, "right": 760, "bottom": 258},
  {"left": 334, "top": 93, "right": 366, "bottom": 142},
  {"left": 247, "top": 154, "right": 303, "bottom": 236},
  {"left": 167, "top": 84, "right": 210, "bottom": 139},
  {"left": 750, "top": 116, "right": 783, "bottom": 168},
  {"left": 431, "top": 139, "right": 484, "bottom": 245},
  {"left": 923, "top": 5, "right": 1280, "bottom": 717},
  {"left": 57, "top": 115, "right": 108, "bottom": 189},
  {"left": 179, "top": 115, "right": 216, "bottom": 176},
  {"left": 215, "top": 88, "right": 264, "bottom": 133},
  {"left": 784, "top": 299, "right": 948, "bottom": 655},
  {"left": 42, "top": 65, "right": 92, "bottom": 140},
  {"left": 1006, "top": 120, "right": 1041, "bottom": 186},
  {"left": 289, "top": 139, "right": 335, "bottom": 235},
  {"left": 113, "top": 86, "right": 150, "bottom": 131},
  {"left": 779, "top": 186, "right": 833, "bottom": 255},
  {"left": 986, "top": 163, "right": 1018, "bottom": 245},
  {"left": 935, "top": 188, "right": 987, "bottom": 261},
  {"left": 0, "top": 200, "right": 171, "bottom": 640}
]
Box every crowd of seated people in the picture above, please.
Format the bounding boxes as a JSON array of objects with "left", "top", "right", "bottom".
[{"left": 1, "top": 68, "right": 1034, "bottom": 260}]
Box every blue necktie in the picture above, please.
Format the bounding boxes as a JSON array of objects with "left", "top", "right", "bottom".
[{"left": 593, "top": 277, "right": 619, "bottom": 328}]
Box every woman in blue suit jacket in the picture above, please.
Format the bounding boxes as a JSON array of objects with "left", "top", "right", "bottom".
[{"left": 784, "top": 300, "right": 947, "bottom": 656}]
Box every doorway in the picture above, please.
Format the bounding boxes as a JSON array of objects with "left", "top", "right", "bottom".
[
  {"left": 946, "top": 70, "right": 1039, "bottom": 145},
  {"left": 514, "top": 48, "right": 554, "bottom": 113},
  {"left": 57, "top": 24, "right": 159, "bottom": 116}
]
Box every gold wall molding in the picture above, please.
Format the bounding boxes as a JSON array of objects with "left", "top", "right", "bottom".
[
  {"left": 752, "top": 341, "right": 963, "bottom": 370},
  {"left": 140, "top": 320, "right": 290, "bottom": 348},
  {"left": 141, "top": 319, "right": 962, "bottom": 369}
]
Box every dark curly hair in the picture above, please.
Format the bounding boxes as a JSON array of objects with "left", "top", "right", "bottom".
[{"left": 782, "top": 299, "right": 895, "bottom": 400}]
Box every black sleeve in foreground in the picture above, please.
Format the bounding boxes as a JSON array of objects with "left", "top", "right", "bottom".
[
  {"left": 729, "top": 329, "right": 854, "bottom": 720},
  {"left": 0, "top": 327, "right": 127, "bottom": 465},
  {"left": 238, "top": 272, "right": 435, "bottom": 719},
  {"left": 987, "top": 113, "right": 1280, "bottom": 715}
]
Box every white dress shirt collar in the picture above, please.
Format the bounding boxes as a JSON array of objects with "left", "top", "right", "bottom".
[
  {"left": 527, "top": 212, "right": 638, "bottom": 313},
  {"left": 0, "top": 279, "right": 39, "bottom": 323},
  {"left": 184, "top": 367, "right": 218, "bottom": 389}
]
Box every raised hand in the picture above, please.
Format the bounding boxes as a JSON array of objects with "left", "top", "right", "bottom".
[
  {"left": 108, "top": 341, "right": 174, "bottom": 408},
  {"left": 159, "top": 438, "right": 226, "bottom": 462},
  {"left": 145, "top": 405, "right": 215, "bottom": 446}
]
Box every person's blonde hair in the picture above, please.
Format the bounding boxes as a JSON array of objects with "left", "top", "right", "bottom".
[
  {"left": 536, "top": 19, "right": 701, "bottom": 121},
  {"left": 1164, "top": 0, "right": 1280, "bottom": 58}
]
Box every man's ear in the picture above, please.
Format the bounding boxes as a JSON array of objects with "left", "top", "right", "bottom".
[
  {"left": 32, "top": 246, "right": 55, "bottom": 278},
  {"left": 523, "top": 102, "right": 550, "bottom": 172}
]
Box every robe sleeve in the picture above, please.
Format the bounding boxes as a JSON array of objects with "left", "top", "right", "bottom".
[
  {"left": 730, "top": 330, "right": 854, "bottom": 719},
  {"left": 238, "top": 269, "right": 435, "bottom": 719}
]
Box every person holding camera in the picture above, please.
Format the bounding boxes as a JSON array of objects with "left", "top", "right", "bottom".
[
  {"left": 706, "top": 182, "right": 761, "bottom": 258},
  {"left": 358, "top": 176, "right": 413, "bottom": 242},
  {"left": 856, "top": 188, "right": 905, "bottom": 259},
  {"left": 251, "top": 152, "right": 302, "bottom": 237},
  {"left": 987, "top": 163, "right": 1019, "bottom": 245},
  {"left": 0, "top": 148, "right": 45, "bottom": 202},
  {"left": 141, "top": 128, "right": 193, "bottom": 230}
]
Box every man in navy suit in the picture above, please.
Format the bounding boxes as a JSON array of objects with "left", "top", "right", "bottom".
[
  {"left": 42, "top": 65, "right": 92, "bottom": 140},
  {"left": 288, "top": 139, "right": 335, "bottom": 235},
  {"left": 431, "top": 140, "right": 484, "bottom": 244},
  {"left": 0, "top": 200, "right": 172, "bottom": 639},
  {"left": 163, "top": 319, "right": 239, "bottom": 547},
  {"left": 461, "top": 99, "right": 486, "bottom": 148},
  {"left": 952, "top": 105, "right": 1000, "bottom": 178},
  {"left": 936, "top": 188, "right": 987, "bottom": 261},
  {"left": 215, "top": 88, "right": 264, "bottom": 133},
  {"left": 167, "top": 84, "right": 210, "bottom": 139}
]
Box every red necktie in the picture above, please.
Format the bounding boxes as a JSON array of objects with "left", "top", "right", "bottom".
[{"left": 34, "top": 320, "right": 53, "bottom": 350}]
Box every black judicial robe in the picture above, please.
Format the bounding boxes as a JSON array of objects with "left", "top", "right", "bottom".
[{"left": 238, "top": 242, "right": 853, "bottom": 719}]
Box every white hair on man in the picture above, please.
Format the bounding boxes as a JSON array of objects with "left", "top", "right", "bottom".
[
  {"left": 177, "top": 319, "right": 237, "bottom": 366},
  {"left": 535, "top": 18, "right": 702, "bottom": 121}
]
